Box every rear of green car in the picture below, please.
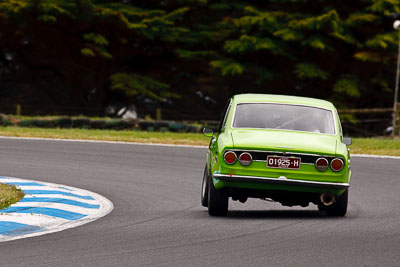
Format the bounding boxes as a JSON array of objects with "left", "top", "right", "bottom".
[{"left": 202, "top": 94, "right": 351, "bottom": 216}]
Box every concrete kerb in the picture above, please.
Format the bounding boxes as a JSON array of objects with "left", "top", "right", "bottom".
[{"left": 0, "top": 176, "right": 113, "bottom": 242}]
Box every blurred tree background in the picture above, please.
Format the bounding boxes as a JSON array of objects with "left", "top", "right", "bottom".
[{"left": 0, "top": 0, "right": 399, "bottom": 121}]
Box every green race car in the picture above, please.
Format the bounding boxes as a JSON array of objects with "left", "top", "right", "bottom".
[{"left": 201, "top": 94, "right": 351, "bottom": 216}]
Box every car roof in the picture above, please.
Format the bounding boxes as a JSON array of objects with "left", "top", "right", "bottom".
[{"left": 231, "top": 94, "right": 336, "bottom": 110}]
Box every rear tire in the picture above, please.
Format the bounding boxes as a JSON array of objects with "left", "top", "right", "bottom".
[
  {"left": 208, "top": 174, "right": 228, "bottom": 216},
  {"left": 201, "top": 166, "right": 209, "bottom": 207},
  {"left": 326, "top": 189, "right": 348, "bottom": 217}
]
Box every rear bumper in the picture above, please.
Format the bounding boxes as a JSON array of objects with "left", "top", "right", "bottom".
[{"left": 213, "top": 173, "right": 349, "bottom": 189}]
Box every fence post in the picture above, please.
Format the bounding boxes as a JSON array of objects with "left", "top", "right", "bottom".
[
  {"left": 16, "top": 104, "right": 21, "bottom": 116},
  {"left": 156, "top": 108, "right": 162, "bottom": 121},
  {"left": 396, "top": 104, "right": 400, "bottom": 136}
]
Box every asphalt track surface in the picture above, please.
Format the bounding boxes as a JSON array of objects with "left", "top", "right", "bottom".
[{"left": 0, "top": 138, "right": 399, "bottom": 266}]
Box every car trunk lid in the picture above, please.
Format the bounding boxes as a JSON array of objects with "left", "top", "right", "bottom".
[{"left": 231, "top": 129, "right": 337, "bottom": 155}]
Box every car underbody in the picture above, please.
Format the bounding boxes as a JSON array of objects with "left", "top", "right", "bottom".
[{"left": 229, "top": 187, "right": 329, "bottom": 207}]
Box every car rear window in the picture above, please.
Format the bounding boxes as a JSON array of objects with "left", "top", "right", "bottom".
[{"left": 232, "top": 103, "right": 336, "bottom": 135}]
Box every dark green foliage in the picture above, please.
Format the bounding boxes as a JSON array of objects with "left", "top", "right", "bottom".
[
  {"left": 168, "top": 122, "right": 188, "bottom": 132},
  {"left": 72, "top": 118, "right": 91, "bottom": 128},
  {"left": 54, "top": 118, "right": 72, "bottom": 128},
  {"left": 160, "top": 127, "right": 169, "bottom": 132},
  {"left": 17, "top": 120, "right": 36, "bottom": 127},
  {"left": 153, "top": 121, "right": 169, "bottom": 130},
  {"left": 90, "top": 120, "right": 106, "bottom": 129},
  {"left": 105, "top": 119, "right": 128, "bottom": 130},
  {"left": 138, "top": 121, "right": 155, "bottom": 131},
  {"left": 110, "top": 73, "right": 177, "bottom": 100},
  {"left": 0, "top": 0, "right": 399, "bottom": 117},
  {"left": 193, "top": 0, "right": 399, "bottom": 108},
  {"left": 0, "top": 0, "right": 192, "bottom": 115},
  {"left": 0, "top": 114, "right": 203, "bottom": 132},
  {"left": 34, "top": 119, "right": 55, "bottom": 128},
  {"left": 0, "top": 116, "right": 12, "bottom": 126}
]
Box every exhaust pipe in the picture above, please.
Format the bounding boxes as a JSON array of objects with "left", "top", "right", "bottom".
[{"left": 320, "top": 192, "right": 336, "bottom": 206}]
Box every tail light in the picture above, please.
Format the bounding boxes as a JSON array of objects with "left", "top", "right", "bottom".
[
  {"left": 315, "top": 158, "right": 328, "bottom": 171},
  {"left": 239, "top": 152, "right": 252, "bottom": 166},
  {"left": 224, "top": 151, "right": 237, "bottom": 165},
  {"left": 330, "top": 158, "right": 344, "bottom": 172}
]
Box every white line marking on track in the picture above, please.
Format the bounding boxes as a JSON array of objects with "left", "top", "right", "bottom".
[
  {"left": 23, "top": 194, "right": 100, "bottom": 203},
  {"left": 13, "top": 185, "right": 94, "bottom": 196},
  {"left": 1, "top": 135, "right": 399, "bottom": 158},
  {"left": 0, "top": 136, "right": 207, "bottom": 148},
  {"left": 351, "top": 154, "right": 400, "bottom": 159},
  {"left": 0, "top": 214, "right": 69, "bottom": 225},
  {"left": 9, "top": 202, "right": 102, "bottom": 214}
]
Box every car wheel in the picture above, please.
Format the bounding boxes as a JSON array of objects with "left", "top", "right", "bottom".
[
  {"left": 208, "top": 174, "right": 228, "bottom": 216},
  {"left": 326, "top": 189, "right": 348, "bottom": 217},
  {"left": 201, "top": 166, "right": 209, "bottom": 207}
]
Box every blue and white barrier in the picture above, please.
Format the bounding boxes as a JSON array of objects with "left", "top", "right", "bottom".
[{"left": 0, "top": 176, "right": 113, "bottom": 242}]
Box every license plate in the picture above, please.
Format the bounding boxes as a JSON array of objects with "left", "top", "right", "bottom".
[{"left": 267, "top": 156, "right": 301, "bottom": 170}]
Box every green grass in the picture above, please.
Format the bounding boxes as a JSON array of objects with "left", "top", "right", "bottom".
[
  {"left": 351, "top": 137, "right": 400, "bottom": 156},
  {"left": 0, "top": 183, "right": 25, "bottom": 210},
  {"left": 0, "top": 126, "right": 210, "bottom": 146},
  {"left": 0, "top": 126, "right": 399, "bottom": 155}
]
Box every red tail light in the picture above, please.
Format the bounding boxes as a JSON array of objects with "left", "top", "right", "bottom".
[
  {"left": 239, "top": 152, "right": 252, "bottom": 166},
  {"left": 315, "top": 158, "right": 328, "bottom": 171},
  {"left": 224, "top": 151, "right": 237, "bottom": 165},
  {"left": 330, "top": 158, "right": 344, "bottom": 172}
]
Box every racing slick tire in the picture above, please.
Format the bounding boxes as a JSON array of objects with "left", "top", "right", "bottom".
[{"left": 208, "top": 175, "right": 228, "bottom": 216}]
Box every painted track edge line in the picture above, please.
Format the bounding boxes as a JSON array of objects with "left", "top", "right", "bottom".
[
  {"left": 1, "top": 136, "right": 399, "bottom": 159},
  {"left": 0, "top": 176, "right": 114, "bottom": 242},
  {"left": 0, "top": 136, "right": 207, "bottom": 148},
  {"left": 351, "top": 154, "right": 400, "bottom": 159}
]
